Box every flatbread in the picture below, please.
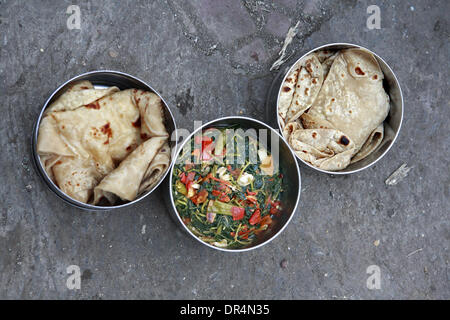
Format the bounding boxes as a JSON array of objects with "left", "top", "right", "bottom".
[
  {"left": 278, "top": 62, "right": 301, "bottom": 122},
  {"left": 138, "top": 142, "right": 171, "bottom": 194},
  {"left": 351, "top": 123, "right": 384, "bottom": 163},
  {"left": 37, "top": 83, "right": 170, "bottom": 204},
  {"left": 45, "top": 81, "right": 119, "bottom": 114},
  {"left": 285, "top": 54, "right": 324, "bottom": 123},
  {"left": 93, "top": 136, "right": 167, "bottom": 203},
  {"left": 286, "top": 48, "right": 390, "bottom": 170},
  {"left": 289, "top": 128, "right": 356, "bottom": 171}
]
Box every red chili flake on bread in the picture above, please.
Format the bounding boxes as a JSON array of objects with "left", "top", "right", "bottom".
[
  {"left": 355, "top": 67, "right": 365, "bottom": 75},
  {"left": 86, "top": 101, "right": 100, "bottom": 109},
  {"left": 132, "top": 117, "right": 141, "bottom": 128},
  {"left": 101, "top": 122, "right": 113, "bottom": 144}
]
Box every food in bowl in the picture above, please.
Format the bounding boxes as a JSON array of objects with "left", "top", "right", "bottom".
[
  {"left": 37, "top": 80, "right": 171, "bottom": 205},
  {"left": 278, "top": 48, "right": 390, "bottom": 171},
  {"left": 172, "top": 126, "right": 285, "bottom": 249}
]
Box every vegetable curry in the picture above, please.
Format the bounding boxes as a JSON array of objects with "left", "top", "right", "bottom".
[{"left": 172, "top": 126, "right": 284, "bottom": 249}]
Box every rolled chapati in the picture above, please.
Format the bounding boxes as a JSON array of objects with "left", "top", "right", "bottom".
[
  {"left": 138, "top": 142, "right": 171, "bottom": 194},
  {"left": 93, "top": 136, "right": 167, "bottom": 204}
]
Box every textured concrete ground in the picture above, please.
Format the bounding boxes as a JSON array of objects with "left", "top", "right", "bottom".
[{"left": 0, "top": 0, "right": 449, "bottom": 299}]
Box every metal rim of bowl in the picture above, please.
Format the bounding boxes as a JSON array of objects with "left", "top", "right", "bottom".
[
  {"left": 168, "top": 116, "right": 302, "bottom": 252},
  {"left": 275, "top": 42, "right": 404, "bottom": 175},
  {"left": 31, "top": 70, "right": 178, "bottom": 211}
]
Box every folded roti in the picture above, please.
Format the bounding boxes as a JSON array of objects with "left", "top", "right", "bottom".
[
  {"left": 289, "top": 128, "right": 356, "bottom": 171},
  {"left": 278, "top": 62, "right": 301, "bottom": 123},
  {"left": 138, "top": 142, "right": 171, "bottom": 194},
  {"left": 134, "top": 90, "right": 169, "bottom": 139},
  {"left": 286, "top": 48, "right": 390, "bottom": 170},
  {"left": 285, "top": 54, "right": 324, "bottom": 123},
  {"left": 45, "top": 81, "right": 119, "bottom": 114},
  {"left": 37, "top": 82, "right": 170, "bottom": 204},
  {"left": 350, "top": 123, "right": 384, "bottom": 163},
  {"left": 93, "top": 136, "right": 167, "bottom": 204},
  {"left": 282, "top": 120, "right": 302, "bottom": 142}
]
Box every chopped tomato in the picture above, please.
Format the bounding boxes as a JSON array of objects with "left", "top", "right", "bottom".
[
  {"left": 246, "top": 195, "right": 257, "bottom": 204},
  {"left": 218, "top": 194, "right": 231, "bottom": 202},
  {"left": 194, "top": 135, "right": 212, "bottom": 145},
  {"left": 247, "top": 190, "right": 257, "bottom": 196},
  {"left": 186, "top": 171, "right": 196, "bottom": 182},
  {"left": 182, "top": 217, "right": 191, "bottom": 225},
  {"left": 218, "top": 184, "right": 231, "bottom": 194},
  {"left": 211, "top": 189, "right": 222, "bottom": 197},
  {"left": 269, "top": 201, "right": 281, "bottom": 215},
  {"left": 201, "top": 137, "right": 215, "bottom": 161},
  {"left": 184, "top": 163, "right": 194, "bottom": 171},
  {"left": 191, "top": 189, "right": 208, "bottom": 205},
  {"left": 180, "top": 172, "right": 187, "bottom": 184},
  {"left": 249, "top": 209, "right": 261, "bottom": 225},
  {"left": 231, "top": 207, "right": 245, "bottom": 221},
  {"left": 260, "top": 215, "right": 273, "bottom": 227}
]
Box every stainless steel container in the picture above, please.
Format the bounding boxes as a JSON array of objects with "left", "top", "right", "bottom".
[
  {"left": 266, "top": 43, "right": 404, "bottom": 174},
  {"left": 31, "top": 70, "right": 177, "bottom": 211},
  {"left": 164, "top": 116, "right": 301, "bottom": 252}
]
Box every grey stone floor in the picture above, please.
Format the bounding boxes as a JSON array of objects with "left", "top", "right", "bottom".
[{"left": 0, "top": 0, "right": 449, "bottom": 299}]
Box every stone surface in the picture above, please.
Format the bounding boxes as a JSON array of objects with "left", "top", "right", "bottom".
[
  {"left": 264, "top": 11, "right": 292, "bottom": 38},
  {"left": 0, "top": 0, "right": 449, "bottom": 299},
  {"left": 233, "top": 38, "right": 269, "bottom": 66},
  {"left": 190, "top": 0, "right": 256, "bottom": 45}
]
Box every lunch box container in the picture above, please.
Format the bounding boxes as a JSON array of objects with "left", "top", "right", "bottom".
[
  {"left": 31, "top": 70, "right": 178, "bottom": 211},
  {"left": 164, "top": 116, "right": 301, "bottom": 252},
  {"left": 265, "top": 43, "right": 404, "bottom": 175}
]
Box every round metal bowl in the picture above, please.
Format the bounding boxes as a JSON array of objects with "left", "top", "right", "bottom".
[
  {"left": 31, "top": 70, "right": 177, "bottom": 211},
  {"left": 165, "top": 116, "right": 301, "bottom": 252},
  {"left": 266, "top": 43, "right": 404, "bottom": 174}
]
